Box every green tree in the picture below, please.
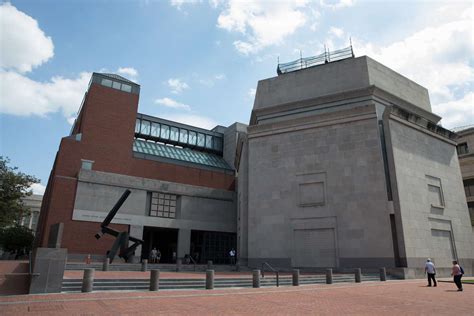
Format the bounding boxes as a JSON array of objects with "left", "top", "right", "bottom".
[
  {"left": 0, "top": 225, "right": 35, "bottom": 258},
  {"left": 0, "top": 156, "right": 40, "bottom": 227}
]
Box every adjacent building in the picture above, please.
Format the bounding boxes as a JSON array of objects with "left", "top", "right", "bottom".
[
  {"left": 20, "top": 194, "right": 42, "bottom": 234},
  {"left": 456, "top": 126, "right": 474, "bottom": 226},
  {"left": 35, "top": 51, "right": 473, "bottom": 276}
]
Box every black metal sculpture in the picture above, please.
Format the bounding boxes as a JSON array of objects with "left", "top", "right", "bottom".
[{"left": 95, "top": 189, "right": 143, "bottom": 263}]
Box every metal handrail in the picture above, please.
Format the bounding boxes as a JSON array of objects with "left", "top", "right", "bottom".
[
  {"left": 28, "top": 251, "right": 33, "bottom": 275},
  {"left": 261, "top": 262, "right": 280, "bottom": 287},
  {"left": 188, "top": 255, "right": 197, "bottom": 272}
]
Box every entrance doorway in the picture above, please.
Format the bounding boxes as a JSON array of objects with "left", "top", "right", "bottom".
[{"left": 142, "top": 227, "right": 178, "bottom": 263}]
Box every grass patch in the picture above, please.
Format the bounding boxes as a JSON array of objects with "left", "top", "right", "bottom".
[{"left": 462, "top": 279, "right": 474, "bottom": 284}]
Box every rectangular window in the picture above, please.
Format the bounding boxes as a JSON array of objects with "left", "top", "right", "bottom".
[
  {"left": 150, "top": 192, "right": 177, "bottom": 218},
  {"left": 170, "top": 127, "right": 179, "bottom": 142},
  {"left": 121, "top": 84, "right": 132, "bottom": 93},
  {"left": 179, "top": 129, "right": 188, "bottom": 143},
  {"left": 205, "top": 135, "right": 213, "bottom": 149},
  {"left": 464, "top": 179, "right": 474, "bottom": 197},
  {"left": 160, "top": 125, "right": 170, "bottom": 139},
  {"left": 135, "top": 119, "right": 141, "bottom": 133},
  {"left": 140, "top": 120, "right": 151, "bottom": 135},
  {"left": 112, "top": 81, "right": 121, "bottom": 90},
  {"left": 188, "top": 131, "right": 197, "bottom": 145},
  {"left": 457, "top": 142, "right": 469, "bottom": 155},
  {"left": 213, "top": 137, "right": 223, "bottom": 151},
  {"left": 101, "top": 79, "right": 113, "bottom": 87},
  {"left": 197, "top": 133, "right": 205, "bottom": 147},
  {"left": 151, "top": 122, "right": 160, "bottom": 137}
]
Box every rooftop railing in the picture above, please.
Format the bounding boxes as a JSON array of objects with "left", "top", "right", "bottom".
[{"left": 277, "top": 46, "right": 354, "bottom": 75}]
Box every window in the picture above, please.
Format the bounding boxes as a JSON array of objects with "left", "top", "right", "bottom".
[
  {"left": 468, "top": 202, "right": 474, "bottom": 226},
  {"left": 464, "top": 179, "right": 474, "bottom": 197},
  {"left": 188, "top": 131, "right": 197, "bottom": 145},
  {"left": 135, "top": 119, "right": 141, "bottom": 133},
  {"left": 205, "top": 135, "right": 213, "bottom": 149},
  {"left": 457, "top": 142, "right": 469, "bottom": 155},
  {"left": 179, "top": 129, "right": 188, "bottom": 143},
  {"left": 160, "top": 125, "right": 170, "bottom": 139},
  {"left": 197, "top": 133, "right": 205, "bottom": 147},
  {"left": 150, "top": 192, "right": 177, "bottom": 218},
  {"left": 140, "top": 120, "right": 151, "bottom": 135},
  {"left": 214, "top": 137, "right": 223, "bottom": 151},
  {"left": 81, "top": 159, "right": 94, "bottom": 170},
  {"left": 170, "top": 127, "right": 179, "bottom": 142},
  {"left": 151, "top": 123, "right": 160, "bottom": 137},
  {"left": 101, "top": 79, "right": 113, "bottom": 87},
  {"left": 121, "top": 84, "right": 132, "bottom": 93},
  {"left": 112, "top": 81, "right": 121, "bottom": 90}
]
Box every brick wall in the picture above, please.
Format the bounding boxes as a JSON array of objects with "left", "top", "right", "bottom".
[{"left": 36, "top": 83, "right": 236, "bottom": 255}]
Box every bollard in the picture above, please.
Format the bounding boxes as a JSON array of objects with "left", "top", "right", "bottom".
[
  {"left": 292, "top": 269, "right": 300, "bottom": 286},
  {"left": 142, "top": 259, "right": 148, "bottom": 272},
  {"left": 176, "top": 258, "right": 182, "bottom": 272},
  {"left": 326, "top": 269, "right": 333, "bottom": 284},
  {"left": 355, "top": 268, "right": 362, "bottom": 283},
  {"left": 150, "top": 269, "right": 160, "bottom": 291},
  {"left": 206, "top": 269, "right": 214, "bottom": 290},
  {"left": 253, "top": 270, "right": 261, "bottom": 288},
  {"left": 102, "top": 257, "right": 109, "bottom": 271},
  {"left": 380, "top": 267, "right": 386, "bottom": 281},
  {"left": 81, "top": 268, "right": 94, "bottom": 293},
  {"left": 207, "top": 260, "right": 213, "bottom": 270}
]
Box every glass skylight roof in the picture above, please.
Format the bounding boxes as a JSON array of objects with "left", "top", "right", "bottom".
[{"left": 133, "top": 139, "right": 232, "bottom": 170}]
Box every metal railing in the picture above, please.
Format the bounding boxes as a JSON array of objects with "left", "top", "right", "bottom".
[
  {"left": 261, "top": 262, "right": 280, "bottom": 287},
  {"left": 277, "top": 46, "right": 354, "bottom": 75},
  {"left": 188, "top": 255, "right": 197, "bottom": 272}
]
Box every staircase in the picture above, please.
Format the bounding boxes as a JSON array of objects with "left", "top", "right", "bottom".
[
  {"left": 62, "top": 273, "right": 389, "bottom": 292},
  {"left": 66, "top": 262, "right": 248, "bottom": 272}
]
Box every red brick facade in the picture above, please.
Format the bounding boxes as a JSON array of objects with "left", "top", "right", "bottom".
[{"left": 35, "top": 82, "right": 235, "bottom": 256}]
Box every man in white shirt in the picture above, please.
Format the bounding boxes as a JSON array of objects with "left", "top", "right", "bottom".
[{"left": 424, "top": 258, "right": 437, "bottom": 287}]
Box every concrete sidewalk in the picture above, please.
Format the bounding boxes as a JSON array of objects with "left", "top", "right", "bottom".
[{"left": 0, "top": 279, "right": 471, "bottom": 315}]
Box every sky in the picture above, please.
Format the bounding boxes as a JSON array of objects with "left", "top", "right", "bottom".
[{"left": 0, "top": 0, "right": 473, "bottom": 194}]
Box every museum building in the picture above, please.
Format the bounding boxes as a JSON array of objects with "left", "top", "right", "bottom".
[{"left": 35, "top": 49, "right": 474, "bottom": 276}]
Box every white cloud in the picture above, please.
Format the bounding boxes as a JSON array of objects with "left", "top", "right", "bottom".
[
  {"left": 432, "top": 92, "right": 473, "bottom": 128},
  {"left": 167, "top": 78, "right": 189, "bottom": 94},
  {"left": 155, "top": 97, "right": 191, "bottom": 111},
  {"left": 247, "top": 88, "right": 256, "bottom": 99},
  {"left": 328, "top": 26, "right": 344, "bottom": 38},
  {"left": 0, "top": 70, "right": 91, "bottom": 119},
  {"left": 30, "top": 183, "right": 46, "bottom": 195},
  {"left": 117, "top": 67, "right": 138, "bottom": 80},
  {"left": 320, "top": 0, "right": 354, "bottom": 10},
  {"left": 160, "top": 113, "right": 218, "bottom": 129},
  {"left": 354, "top": 7, "right": 473, "bottom": 129},
  {"left": 0, "top": 2, "right": 54, "bottom": 73},
  {"left": 217, "top": 0, "right": 311, "bottom": 55},
  {"left": 215, "top": 74, "right": 226, "bottom": 80},
  {"left": 170, "top": 0, "right": 201, "bottom": 9}
]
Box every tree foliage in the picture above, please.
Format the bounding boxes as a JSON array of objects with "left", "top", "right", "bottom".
[
  {"left": 0, "top": 225, "right": 35, "bottom": 256},
  {"left": 0, "top": 156, "right": 40, "bottom": 227}
]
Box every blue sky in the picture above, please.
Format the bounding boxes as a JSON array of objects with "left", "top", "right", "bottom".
[{"left": 0, "top": 0, "right": 473, "bottom": 194}]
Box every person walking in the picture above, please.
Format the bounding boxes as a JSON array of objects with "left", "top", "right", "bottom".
[
  {"left": 424, "top": 258, "right": 437, "bottom": 287},
  {"left": 150, "top": 247, "right": 158, "bottom": 264},
  {"left": 451, "top": 260, "right": 463, "bottom": 292},
  {"left": 229, "top": 248, "right": 236, "bottom": 265}
]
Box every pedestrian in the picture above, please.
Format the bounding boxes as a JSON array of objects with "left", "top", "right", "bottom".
[
  {"left": 150, "top": 247, "right": 158, "bottom": 264},
  {"left": 229, "top": 248, "right": 236, "bottom": 265},
  {"left": 156, "top": 249, "right": 161, "bottom": 263},
  {"left": 451, "top": 260, "right": 464, "bottom": 292},
  {"left": 424, "top": 258, "right": 437, "bottom": 287}
]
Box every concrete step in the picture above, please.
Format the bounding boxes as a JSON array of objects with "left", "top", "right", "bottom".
[{"left": 61, "top": 274, "right": 388, "bottom": 292}]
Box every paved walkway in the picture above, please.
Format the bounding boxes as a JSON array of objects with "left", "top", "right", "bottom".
[{"left": 0, "top": 279, "right": 471, "bottom": 315}]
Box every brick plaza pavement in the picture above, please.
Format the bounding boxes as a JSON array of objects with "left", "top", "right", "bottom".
[{"left": 0, "top": 279, "right": 471, "bottom": 315}]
